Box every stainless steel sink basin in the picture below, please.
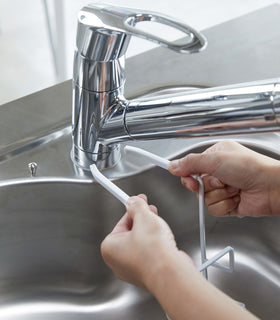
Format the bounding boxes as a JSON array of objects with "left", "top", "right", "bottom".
[
  {"left": 0, "top": 109, "right": 279, "bottom": 320},
  {"left": 2, "top": 3, "right": 280, "bottom": 317}
]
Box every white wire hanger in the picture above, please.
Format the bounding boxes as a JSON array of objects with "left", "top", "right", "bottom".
[{"left": 90, "top": 145, "right": 244, "bottom": 310}]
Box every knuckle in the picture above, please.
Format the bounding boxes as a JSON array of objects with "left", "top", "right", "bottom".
[
  {"left": 100, "top": 240, "right": 110, "bottom": 261},
  {"left": 101, "top": 237, "right": 110, "bottom": 254},
  {"left": 184, "top": 153, "right": 198, "bottom": 168}
]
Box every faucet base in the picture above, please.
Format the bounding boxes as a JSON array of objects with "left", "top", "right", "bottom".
[{"left": 71, "top": 144, "right": 121, "bottom": 171}]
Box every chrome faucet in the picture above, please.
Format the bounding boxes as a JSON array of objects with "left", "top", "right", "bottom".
[{"left": 72, "top": 4, "right": 280, "bottom": 170}]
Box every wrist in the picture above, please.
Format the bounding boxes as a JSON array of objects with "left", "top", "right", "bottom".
[{"left": 143, "top": 248, "right": 196, "bottom": 296}]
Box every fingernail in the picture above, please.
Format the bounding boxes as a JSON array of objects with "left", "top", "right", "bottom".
[
  {"left": 233, "top": 195, "right": 240, "bottom": 203},
  {"left": 227, "top": 186, "right": 239, "bottom": 193},
  {"left": 210, "top": 178, "right": 224, "bottom": 188},
  {"left": 169, "top": 160, "right": 180, "bottom": 173}
]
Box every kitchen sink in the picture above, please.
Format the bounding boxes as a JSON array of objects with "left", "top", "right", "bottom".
[
  {"left": 0, "top": 116, "right": 279, "bottom": 319},
  {"left": 2, "top": 4, "right": 280, "bottom": 318}
]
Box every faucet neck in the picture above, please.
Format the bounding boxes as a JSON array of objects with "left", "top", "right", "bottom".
[
  {"left": 73, "top": 51, "right": 126, "bottom": 93},
  {"left": 71, "top": 84, "right": 127, "bottom": 170},
  {"left": 72, "top": 9, "right": 130, "bottom": 170}
]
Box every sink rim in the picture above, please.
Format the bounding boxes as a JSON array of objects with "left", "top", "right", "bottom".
[{"left": 1, "top": 132, "right": 280, "bottom": 188}]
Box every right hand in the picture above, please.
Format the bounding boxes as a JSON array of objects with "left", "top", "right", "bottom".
[{"left": 168, "top": 140, "right": 280, "bottom": 217}]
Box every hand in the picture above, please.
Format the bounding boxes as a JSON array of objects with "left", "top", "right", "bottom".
[
  {"left": 169, "top": 140, "right": 280, "bottom": 217},
  {"left": 101, "top": 193, "right": 258, "bottom": 320},
  {"left": 101, "top": 194, "right": 192, "bottom": 290}
]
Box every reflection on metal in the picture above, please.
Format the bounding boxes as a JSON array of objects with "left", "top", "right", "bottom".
[
  {"left": 28, "top": 162, "right": 38, "bottom": 176},
  {"left": 0, "top": 285, "right": 140, "bottom": 317}
]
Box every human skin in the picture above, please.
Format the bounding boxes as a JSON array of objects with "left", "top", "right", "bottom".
[
  {"left": 101, "top": 141, "right": 280, "bottom": 319},
  {"left": 169, "top": 140, "right": 280, "bottom": 217},
  {"left": 101, "top": 195, "right": 258, "bottom": 320}
]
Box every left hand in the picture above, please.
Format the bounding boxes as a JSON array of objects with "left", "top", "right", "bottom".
[{"left": 101, "top": 194, "right": 192, "bottom": 290}]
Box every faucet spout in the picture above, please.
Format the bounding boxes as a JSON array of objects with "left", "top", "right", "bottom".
[
  {"left": 123, "top": 80, "right": 280, "bottom": 140},
  {"left": 95, "top": 79, "right": 280, "bottom": 163}
]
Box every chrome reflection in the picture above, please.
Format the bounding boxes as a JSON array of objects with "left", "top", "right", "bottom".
[{"left": 0, "top": 286, "right": 142, "bottom": 317}]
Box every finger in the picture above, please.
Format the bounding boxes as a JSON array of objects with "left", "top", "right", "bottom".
[
  {"left": 181, "top": 174, "right": 225, "bottom": 193},
  {"left": 201, "top": 175, "right": 225, "bottom": 192},
  {"left": 111, "top": 213, "right": 133, "bottom": 234},
  {"left": 169, "top": 152, "right": 221, "bottom": 177},
  {"left": 208, "top": 195, "right": 240, "bottom": 217},
  {"left": 149, "top": 204, "right": 158, "bottom": 215},
  {"left": 126, "top": 196, "right": 152, "bottom": 219},
  {"left": 137, "top": 194, "right": 158, "bottom": 215},
  {"left": 203, "top": 140, "right": 239, "bottom": 154},
  {"left": 137, "top": 194, "right": 148, "bottom": 202},
  {"left": 181, "top": 176, "right": 199, "bottom": 192},
  {"left": 205, "top": 186, "right": 239, "bottom": 206}
]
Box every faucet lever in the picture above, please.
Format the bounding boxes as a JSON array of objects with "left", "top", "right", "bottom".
[
  {"left": 94, "top": 3, "right": 207, "bottom": 53},
  {"left": 78, "top": 4, "right": 207, "bottom": 59}
]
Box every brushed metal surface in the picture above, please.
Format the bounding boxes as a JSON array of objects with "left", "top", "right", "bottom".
[
  {"left": 1, "top": 5, "right": 280, "bottom": 320},
  {"left": 0, "top": 123, "right": 279, "bottom": 319}
]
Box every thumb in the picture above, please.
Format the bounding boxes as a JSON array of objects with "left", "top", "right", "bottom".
[
  {"left": 168, "top": 153, "right": 220, "bottom": 177},
  {"left": 126, "top": 196, "right": 152, "bottom": 220}
]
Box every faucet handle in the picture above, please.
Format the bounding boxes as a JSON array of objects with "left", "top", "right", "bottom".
[{"left": 77, "top": 4, "right": 207, "bottom": 61}]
